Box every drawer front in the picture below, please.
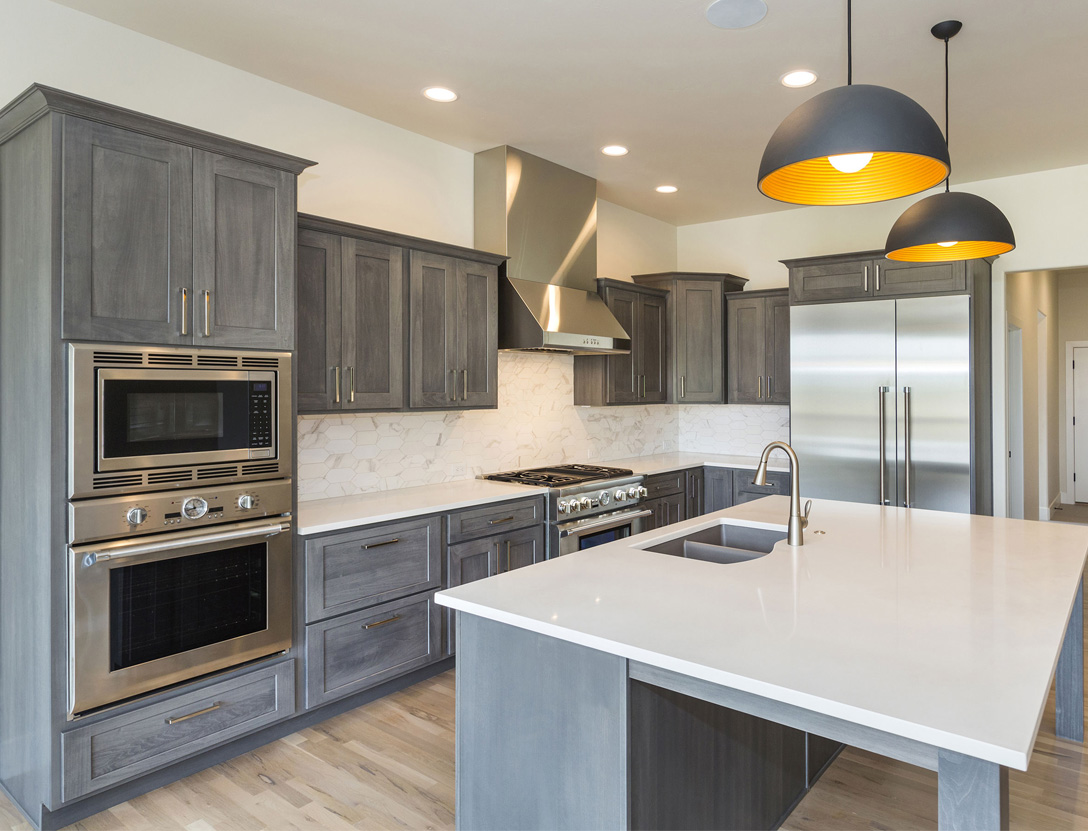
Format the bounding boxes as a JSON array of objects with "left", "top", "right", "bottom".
[
  {"left": 448, "top": 497, "right": 544, "bottom": 543},
  {"left": 643, "top": 471, "right": 685, "bottom": 499},
  {"left": 789, "top": 260, "right": 874, "bottom": 304},
  {"left": 733, "top": 469, "right": 791, "bottom": 504},
  {"left": 62, "top": 660, "right": 294, "bottom": 801},
  {"left": 305, "top": 591, "right": 440, "bottom": 708},
  {"left": 305, "top": 517, "right": 441, "bottom": 622}
]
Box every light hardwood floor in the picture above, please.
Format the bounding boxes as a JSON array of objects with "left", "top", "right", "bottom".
[{"left": 3, "top": 621, "right": 1087, "bottom": 831}]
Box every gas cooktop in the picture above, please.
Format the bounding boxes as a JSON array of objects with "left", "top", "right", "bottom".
[{"left": 483, "top": 464, "right": 634, "bottom": 488}]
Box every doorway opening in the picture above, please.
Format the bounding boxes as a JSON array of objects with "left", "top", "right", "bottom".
[{"left": 1007, "top": 324, "right": 1024, "bottom": 519}]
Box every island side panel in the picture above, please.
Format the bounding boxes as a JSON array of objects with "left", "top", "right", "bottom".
[
  {"left": 937, "top": 750, "right": 1009, "bottom": 831},
  {"left": 455, "top": 614, "right": 628, "bottom": 831},
  {"left": 1056, "top": 576, "right": 1084, "bottom": 742}
]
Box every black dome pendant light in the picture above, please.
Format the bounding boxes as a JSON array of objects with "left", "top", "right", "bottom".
[
  {"left": 757, "top": 0, "right": 950, "bottom": 205},
  {"left": 885, "top": 21, "right": 1015, "bottom": 262}
]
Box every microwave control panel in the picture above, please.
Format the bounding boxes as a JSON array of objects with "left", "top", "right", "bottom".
[
  {"left": 69, "top": 479, "right": 293, "bottom": 545},
  {"left": 248, "top": 379, "right": 274, "bottom": 449}
]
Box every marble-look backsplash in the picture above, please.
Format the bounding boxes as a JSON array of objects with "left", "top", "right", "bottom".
[{"left": 678, "top": 404, "right": 790, "bottom": 456}]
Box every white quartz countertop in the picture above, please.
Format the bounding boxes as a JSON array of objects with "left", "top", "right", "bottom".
[
  {"left": 604, "top": 452, "right": 789, "bottom": 475},
  {"left": 297, "top": 480, "right": 548, "bottom": 536},
  {"left": 437, "top": 496, "right": 1088, "bottom": 770}
]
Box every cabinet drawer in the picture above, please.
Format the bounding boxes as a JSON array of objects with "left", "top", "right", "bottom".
[
  {"left": 305, "top": 592, "right": 440, "bottom": 708},
  {"left": 62, "top": 660, "right": 294, "bottom": 801},
  {"left": 789, "top": 261, "right": 873, "bottom": 304},
  {"left": 304, "top": 517, "right": 441, "bottom": 622},
  {"left": 448, "top": 497, "right": 544, "bottom": 543},
  {"left": 733, "top": 469, "right": 791, "bottom": 504},
  {"left": 643, "top": 471, "right": 686, "bottom": 499}
]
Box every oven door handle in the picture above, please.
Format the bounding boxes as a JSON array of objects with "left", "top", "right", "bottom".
[
  {"left": 74, "top": 520, "right": 291, "bottom": 566},
  {"left": 558, "top": 509, "right": 652, "bottom": 538}
]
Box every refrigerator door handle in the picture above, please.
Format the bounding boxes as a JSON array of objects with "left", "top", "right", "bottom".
[
  {"left": 878, "top": 386, "right": 890, "bottom": 505},
  {"left": 903, "top": 386, "right": 912, "bottom": 508}
]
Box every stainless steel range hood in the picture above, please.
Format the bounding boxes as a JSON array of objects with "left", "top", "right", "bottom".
[{"left": 475, "top": 146, "right": 631, "bottom": 355}]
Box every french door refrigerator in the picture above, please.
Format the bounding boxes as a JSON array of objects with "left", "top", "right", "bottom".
[{"left": 790, "top": 295, "right": 972, "bottom": 513}]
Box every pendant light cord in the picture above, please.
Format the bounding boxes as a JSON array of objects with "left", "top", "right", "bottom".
[
  {"left": 846, "top": 0, "right": 853, "bottom": 85},
  {"left": 943, "top": 33, "right": 950, "bottom": 191}
]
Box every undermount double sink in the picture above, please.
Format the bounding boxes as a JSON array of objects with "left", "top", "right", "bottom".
[{"left": 643, "top": 522, "right": 787, "bottom": 564}]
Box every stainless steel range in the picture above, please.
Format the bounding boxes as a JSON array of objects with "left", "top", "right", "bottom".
[{"left": 483, "top": 464, "right": 650, "bottom": 557}]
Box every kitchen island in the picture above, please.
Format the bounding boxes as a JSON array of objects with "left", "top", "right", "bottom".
[{"left": 437, "top": 496, "right": 1088, "bottom": 830}]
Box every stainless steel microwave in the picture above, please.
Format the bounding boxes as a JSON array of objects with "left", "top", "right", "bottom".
[{"left": 69, "top": 344, "right": 291, "bottom": 497}]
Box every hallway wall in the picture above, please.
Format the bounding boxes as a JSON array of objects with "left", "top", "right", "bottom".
[{"left": 1056, "top": 269, "right": 1088, "bottom": 501}]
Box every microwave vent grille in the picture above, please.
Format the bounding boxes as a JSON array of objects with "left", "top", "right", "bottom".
[
  {"left": 148, "top": 470, "right": 193, "bottom": 484},
  {"left": 147, "top": 353, "right": 194, "bottom": 366},
  {"left": 242, "top": 462, "right": 280, "bottom": 476},
  {"left": 92, "top": 351, "right": 143, "bottom": 365},
  {"left": 241, "top": 357, "right": 279, "bottom": 369},
  {"left": 197, "top": 355, "right": 239, "bottom": 367},
  {"left": 92, "top": 473, "right": 143, "bottom": 489},
  {"left": 197, "top": 465, "right": 238, "bottom": 480}
]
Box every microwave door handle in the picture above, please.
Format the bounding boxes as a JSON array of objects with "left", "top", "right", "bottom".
[
  {"left": 558, "top": 509, "right": 653, "bottom": 538},
  {"left": 74, "top": 520, "right": 290, "bottom": 566}
]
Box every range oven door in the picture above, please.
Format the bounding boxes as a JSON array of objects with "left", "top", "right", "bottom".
[
  {"left": 557, "top": 508, "right": 653, "bottom": 557},
  {"left": 69, "top": 518, "right": 292, "bottom": 717}
]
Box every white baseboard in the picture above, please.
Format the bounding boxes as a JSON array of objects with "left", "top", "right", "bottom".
[{"left": 1042, "top": 494, "right": 1063, "bottom": 521}]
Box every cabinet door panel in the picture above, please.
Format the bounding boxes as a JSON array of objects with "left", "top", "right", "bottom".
[
  {"left": 343, "top": 238, "right": 404, "bottom": 410},
  {"left": 875, "top": 259, "right": 966, "bottom": 297},
  {"left": 498, "top": 525, "right": 545, "bottom": 573},
  {"left": 664, "top": 492, "right": 686, "bottom": 525},
  {"left": 297, "top": 230, "right": 342, "bottom": 411},
  {"left": 605, "top": 288, "right": 639, "bottom": 403},
  {"left": 447, "top": 537, "right": 498, "bottom": 654},
  {"left": 764, "top": 293, "right": 791, "bottom": 404},
  {"left": 685, "top": 468, "right": 705, "bottom": 518},
  {"left": 704, "top": 468, "right": 734, "bottom": 512},
  {"left": 675, "top": 282, "right": 724, "bottom": 403},
  {"left": 456, "top": 259, "right": 498, "bottom": 408},
  {"left": 63, "top": 117, "right": 193, "bottom": 344},
  {"left": 194, "top": 152, "right": 295, "bottom": 349},
  {"left": 639, "top": 294, "right": 668, "bottom": 403},
  {"left": 727, "top": 296, "right": 766, "bottom": 404},
  {"left": 789, "top": 260, "right": 873, "bottom": 304},
  {"left": 409, "top": 252, "right": 457, "bottom": 408}
]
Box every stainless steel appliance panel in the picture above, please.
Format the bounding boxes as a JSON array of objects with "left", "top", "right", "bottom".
[
  {"left": 556, "top": 507, "right": 651, "bottom": 556},
  {"left": 894, "top": 295, "right": 972, "bottom": 512},
  {"left": 790, "top": 301, "right": 897, "bottom": 505}
]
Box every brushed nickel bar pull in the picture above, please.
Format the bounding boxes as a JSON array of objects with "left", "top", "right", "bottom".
[
  {"left": 180, "top": 288, "right": 189, "bottom": 336},
  {"left": 903, "top": 386, "right": 913, "bottom": 508},
  {"left": 348, "top": 367, "right": 355, "bottom": 404},
  {"left": 489, "top": 516, "right": 515, "bottom": 525},
  {"left": 758, "top": 376, "right": 763, "bottom": 399},
  {"left": 333, "top": 366, "right": 341, "bottom": 404},
  {"left": 463, "top": 369, "right": 468, "bottom": 401},
  {"left": 450, "top": 370, "right": 456, "bottom": 402},
  {"left": 201, "top": 290, "right": 211, "bottom": 337},
  {"left": 363, "top": 537, "right": 399, "bottom": 549},
  {"left": 506, "top": 540, "right": 511, "bottom": 573},
  {"left": 768, "top": 376, "right": 773, "bottom": 397},
  {"left": 364, "top": 614, "right": 401, "bottom": 630},
  {"left": 878, "top": 386, "right": 889, "bottom": 505},
  {"left": 166, "top": 702, "right": 221, "bottom": 725},
  {"left": 875, "top": 263, "right": 881, "bottom": 292},
  {"left": 680, "top": 375, "right": 685, "bottom": 399},
  {"left": 864, "top": 265, "right": 869, "bottom": 292}
]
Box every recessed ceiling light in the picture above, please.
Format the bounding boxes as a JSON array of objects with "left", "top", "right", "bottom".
[
  {"left": 780, "top": 69, "right": 818, "bottom": 88},
  {"left": 656, "top": 185, "right": 678, "bottom": 193},
  {"left": 706, "top": 0, "right": 768, "bottom": 29},
  {"left": 601, "top": 145, "right": 629, "bottom": 157},
  {"left": 423, "top": 87, "right": 458, "bottom": 103}
]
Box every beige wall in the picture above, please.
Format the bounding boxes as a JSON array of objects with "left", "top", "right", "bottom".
[
  {"left": 1006, "top": 271, "right": 1060, "bottom": 519},
  {"left": 597, "top": 199, "right": 678, "bottom": 280},
  {"left": 1056, "top": 269, "right": 1088, "bottom": 500}
]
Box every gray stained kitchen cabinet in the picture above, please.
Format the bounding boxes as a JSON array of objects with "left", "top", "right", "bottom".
[
  {"left": 685, "top": 467, "right": 704, "bottom": 518},
  {"left": 726, "top": 289, "right": 790, "bottom": 404},
  {"left": 631, "top": 272, "right": 749, "bottom": 404},
  {"left": 644, "top": 492, "right": 686, "bottom": 530},
  {"left": 734, "top": 469, "right": 791, "bottom": 504},
  {"left": 786, "top": 250, "right": 967, "bottom": 305},
  {"left": 62, "top": 115, "right": 306, "bottom": 348},
  {"left": 704, "top": 467, "right": 734, "bottom": 513},
  {"left": 296, "top": 227, "right": 404, "bottom": 411},
  {"left": 573, "top": 280, "right": 668, "bottom": 406}
]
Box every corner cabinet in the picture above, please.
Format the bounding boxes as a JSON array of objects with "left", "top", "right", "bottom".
[
  {"left": 61, "top": 112, "right": 310, "bottom": 349},
  {"left": 726, "top": 289, "right": 790, "bottom": 404},
  {"left": 631, "top": 272, "right": 748, "bottom": 404},
  {"left": 296, "top": 214, "right": 504, "bottom": 414},
  {"left": 573, "top": 280, "right": 668, "bottom": 406}
]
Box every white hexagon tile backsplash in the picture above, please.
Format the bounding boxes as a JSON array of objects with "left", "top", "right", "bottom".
[{"left": 298, "top": 351, "right": 789, "bottom": 501}]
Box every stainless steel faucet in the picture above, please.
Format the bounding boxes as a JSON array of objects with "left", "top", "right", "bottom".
[{"left": 753, "top": 441, "right": 812, "bottom": 546}]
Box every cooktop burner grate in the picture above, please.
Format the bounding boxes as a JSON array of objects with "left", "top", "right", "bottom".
[{"left": 483, "top": 464, "right": 634, "bottom": 487}]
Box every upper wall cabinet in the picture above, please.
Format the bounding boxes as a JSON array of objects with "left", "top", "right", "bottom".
[
  {"left": 726, "top": 289, "right": 790, "bottom": 405},
  {"left": 631, "top": 272, "right": 748, "bottom": 404},
  {"left": 52, "top": 92, "right": 313, "bottom": 348},
  {"left": 296, "top": 214, "right": 503, "bottom": 414},
  {"left": 785, "top": 250, "right": 967, "bottom": 305}
]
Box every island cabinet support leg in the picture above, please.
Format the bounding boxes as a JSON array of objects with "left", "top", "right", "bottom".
[
  {"left": 1056, "top": 576, "right": 1085, "bottom": 742},
  {"left": 454, "top": 613, "right": 628, "bottom": 831},
  {"left": 937, "top": 750, "right": 1008, "bottom": 831}
]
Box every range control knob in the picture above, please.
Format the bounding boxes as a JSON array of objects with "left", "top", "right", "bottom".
[
  {"left": 614, "top": 489, "right": 627, "bottom": 502},
  {"left": 237, "top": 494, "right": 256, "bottom": 510},
  {"left": 181, "top": 496, "right": 209, "bottom": 520},
  {"left": 638, "top": 486, "right": 649, "bottom": 497},
  {"left": 557, "top": 499, "right": 571, "bottom": 514},
  {"left": 627, "top": 486, "right": 639, "bottom": 499},
  {"left": 578, "top": 497, "right": 593, "bottom": 511},
  {"left": 599, "top": 491, "right": 611, "bottom": 506},
  {"left": 126, "top": 507, "right": 148, "bottom": 526}
]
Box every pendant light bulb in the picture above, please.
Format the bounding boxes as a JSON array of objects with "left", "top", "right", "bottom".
[
  {"left": 828, "top": 152, "right": 873, "bottom": 174},
  {"left": 938, "top": 241, "right": 958, "bottom": 247}
]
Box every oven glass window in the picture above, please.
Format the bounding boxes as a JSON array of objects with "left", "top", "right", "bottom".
[
  {"left": 100, "top": 379, "right": 251, "bottom": 460},
  {"left": 579, "top": 525, "right": 630, "bottom": 550},
  {"left": 109, "top": 544, "right": 268, "bottom": 671}
]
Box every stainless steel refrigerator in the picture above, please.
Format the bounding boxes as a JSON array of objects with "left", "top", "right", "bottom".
[{"left": 790, "top": 295, "right": 973, "bottom": 513}]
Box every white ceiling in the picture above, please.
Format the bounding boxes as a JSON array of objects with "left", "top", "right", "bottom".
[{"left": 53, "top": 0, "right": 1088, "bottom": 226}]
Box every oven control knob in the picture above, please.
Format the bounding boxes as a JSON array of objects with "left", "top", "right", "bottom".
[
  {"left": 614, "top": 489, "right": 627, "bottom": 502},
  {"left": 237, "top": 494, "right": 256, "bottom": 510},
  {"left": 627, "top": 487, "right": 639, "bottom": 499},
  {"left": 126, "top": 507, "right": 148, "bottom": 526},
  {"left": 181, "top": 496, "right": 209, "bottom": 520},
  {"left": 578, "top": 497, "right": 592, "bottom": 511},
  {"left": 599, "top": 491, "right": 611, "bottom": 506},
  {"left": 638, "top": 486, "right": 649, "bottom": 497},
  {"left": 557, "top": 499, "right": 571, "bottom": 514}
]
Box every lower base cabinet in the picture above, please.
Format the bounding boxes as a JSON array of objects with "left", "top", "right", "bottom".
[
  {"left": 644, "top": 493, "right": 686, "bottom": 530},
  {"left": 734, "top": 469, "right": 791, "bottom": 504},
  {"left": 704, "top": 468, "right": 734, "bottom": 512},
  {"left": 62, "top": 659, "right": 295, "bottom": 801},
  {"left": 304, "top": 591, "right": 441, "bottom": 708}
]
